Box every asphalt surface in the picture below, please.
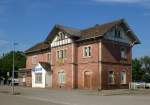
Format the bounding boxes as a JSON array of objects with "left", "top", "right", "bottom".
[
  {"left": 0, "top": 93, "right": 64, "bottom": 105},
  {"left": 0, "top": 86, "right": 150, "bottom": 105}
]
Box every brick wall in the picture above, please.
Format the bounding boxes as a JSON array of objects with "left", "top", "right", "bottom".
[
  {"left": 101, "top": 40, "right": 132, "bottom": 89},
  {"left": 77, "top": 42, "right": 100, "bottom": 90},
  {"left": 51, "top": 44, "right": 74, "bottom": 89},
  {"left": 26, "top": 52, "right": 50, "bottom": 69},
  {"left": 25, "top": 39, "right": 132, "bottom": 89},
  {"left": 25, "top": 51, "right": 50, "bottom": 87}
]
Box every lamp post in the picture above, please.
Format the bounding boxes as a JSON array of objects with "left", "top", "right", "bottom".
[{"left": 12, "top": 42, "right": 18, "bottom": 95}]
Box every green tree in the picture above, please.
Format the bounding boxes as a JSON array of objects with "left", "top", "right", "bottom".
[
  {"left": 142, "top": 73, "right": 150, "bottom": 83},
  {"left": 132, "top": 58, "right": 145, "bottom": 82},
  {"left": 0, "top": 51, "right": 26, "bottom": 78},
  {"left": 141, "top": 56, "right": 150, "bottom": 73}
]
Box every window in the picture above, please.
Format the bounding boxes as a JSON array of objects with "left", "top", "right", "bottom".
[
  {"left": 32, "top": 55, "right": 37, "bottom": 64},
  {"left": 26, "top": 71, "right": 31, "bottom": 76},
  {"left": 83, "top": 46, "right": 91, "bottom": 57},
  {"left": 35, "top": 73, "right": 42, "bottom": 84},
  {"left": 120, "top": 71, "right": 126, "bottom": 84},
  {"left": 58, "top": 72, "right": 65, "bottom": 84},
  {"left": 57, "top": 49, "right": 67, "bottom": 59},
  {"left": 47, "top": 53, "right": 51, "bottom": 62},
  {"left": 115, "top": 28, "right": 121, "bottom": 38},
  {"left": 120, "top": 48, "right": 126, "bottom": 59},
  {"left": 108, "top": 71, "right": 115, "bottom": 84}
]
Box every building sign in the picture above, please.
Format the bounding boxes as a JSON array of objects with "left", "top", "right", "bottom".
[{"left": 32, "top": 67, "right": 42, "bottom": 73}]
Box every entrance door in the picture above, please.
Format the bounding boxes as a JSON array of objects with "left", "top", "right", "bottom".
[
  {"left": 84, "top": 71, "right": 92, "bottom": 89},
  {"left": 46, "top": 72, "right": 52, "bottom": 87}
]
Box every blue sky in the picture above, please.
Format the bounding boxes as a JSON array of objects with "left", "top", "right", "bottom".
[{"left": 0, "top": 0, "right": 150, "bottom": 58}]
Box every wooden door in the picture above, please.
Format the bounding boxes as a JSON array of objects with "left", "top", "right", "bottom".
[{"left": 84, "top": 71, "right": 92, "bottom": 89}]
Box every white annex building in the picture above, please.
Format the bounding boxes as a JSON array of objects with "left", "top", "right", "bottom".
[{"left": 32, "top": 62, "right": 52, "bottom": 88}]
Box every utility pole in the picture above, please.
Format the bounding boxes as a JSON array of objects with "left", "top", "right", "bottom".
[{"left": 12, "top": 42, "right": 18, "bottom": 95}]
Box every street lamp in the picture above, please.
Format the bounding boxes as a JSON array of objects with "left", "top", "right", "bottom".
[{"left": 12, "top": 42, "right": 18, "bottom": 95}]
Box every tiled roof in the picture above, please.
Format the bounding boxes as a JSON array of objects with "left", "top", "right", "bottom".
[
  {"left": 79, "top": 19, "right": 123, "bottom": 41},
  {"left": 26, "top": 19, "right": 140, "bottom": 53},
  {"left": 45, "top": 24, "right": 81, "bottom": 42},
  {"left": 79, "top": 19, "right": 140, "bottom": 44},
  {"left": 39, "top": 62, "right": 51, "bottom": 71},
  {"left": 55, "top": 24, "right": 81, "bottom": 37},
  {"left": 25, "top": 42, "right": 50, "bottom": 54},
  {"left": 45, "top": 19, "right": 140, "bottom": 44}
]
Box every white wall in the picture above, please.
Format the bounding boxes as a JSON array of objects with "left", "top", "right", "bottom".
[
  {"left": 45, "top": 72, "right": 52, "bottom": 87},
  {"left": 51, "top": 31, "right": 72, "bottom": 47},
  {"left": 32, "top": 64, "right": 48, "bottom": 88}
]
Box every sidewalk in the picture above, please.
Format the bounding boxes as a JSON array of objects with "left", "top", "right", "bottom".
[{"left": 0, "top": 86, "right": 150, "bottom": 105}]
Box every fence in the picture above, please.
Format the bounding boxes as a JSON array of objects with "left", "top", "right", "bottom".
[{"left": 129, "top": 82, "right": 150, "bottom": 89}]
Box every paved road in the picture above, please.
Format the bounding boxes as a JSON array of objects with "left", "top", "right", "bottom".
[
  {"left": 0, "top": 93, "right": 63, "bottom": 105},
  {"left": 1, "top": 86, "right": 150, "bottom": 105}
]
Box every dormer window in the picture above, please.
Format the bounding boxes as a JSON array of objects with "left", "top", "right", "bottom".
[{"left": 115, "top": 28, "right": 122, "bottom": 38}]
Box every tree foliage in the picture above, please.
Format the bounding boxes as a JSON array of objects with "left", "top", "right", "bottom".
[
  {"left": 132, "top": 58, "right": 144, "bottom": 82},
  {"left": 0, "top": 51, "right": 26, "bottom": 78},
  {"left": 132, "top": 56, "right": 150, "bottom": 82}
]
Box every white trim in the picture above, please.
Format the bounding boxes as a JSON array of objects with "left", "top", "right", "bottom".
[
  {"left": 50, "top": 51, "right": 53, "bottom": 66},
  {"left": 32, "top": 55, "right": 37, "bottom": 65},
  {"left": 108, "top": 70, "right": 115, "bottom": 85},
  {"left": 51, "top": 38, "right": 72, "bottom": 48},
  {"left": 47, "top": 52, "right": 51, "bottom": 62},
  {"left": 99, "top": 41, "right": 102, "bottom": 89},
  {"left": 56, "top": 48, "right": 67, "bottom": 60},
  {"left": 58, "top": 70, "right": 66, "bottom": 84},
  {"left": 82, "top": 45, "right": 92, "bottom": 58},
  {"left": 72, "top": 43, "right": 75, "bottom": 88},
  {"left": 120, "top": 71, "right": 127, "bottom": 84}
]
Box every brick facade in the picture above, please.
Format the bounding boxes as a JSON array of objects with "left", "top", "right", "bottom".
[
  {"left": 101, "top": 40, "right": 132, "bottom": 89},
  {"left": 25, "top": 51, "right": 50, "bottom": 87},
  {"left": 77, "top": 42, "right": 99, "bottom": 89},
  {"left": 51, "top": 44, "right": 74, "bottom": 89},
  {"left": 24, "top": 19, "right": 140, "bottom": 90}
]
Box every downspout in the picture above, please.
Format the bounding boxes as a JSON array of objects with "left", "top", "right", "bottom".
[
  {"left": 98, "top": 40, "right": 102, "bottom": 91},
  {"left": 72, "top": 43, "right": 75, "bottom": 89}
]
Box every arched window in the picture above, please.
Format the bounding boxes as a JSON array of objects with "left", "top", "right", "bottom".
[
  {"left": 108, "top": 71, "right": 115, "bottom": 84},
  {"left": 58, "top": 71, "right": 66, "bottom": 84},
  {"left": 120, "top": 71, "right": 126, "bottom": 84}
]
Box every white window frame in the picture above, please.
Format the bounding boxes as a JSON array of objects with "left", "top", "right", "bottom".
[
  {"left": 58, "top": 72, "right": 66, "bottom": 84},
  {"left": 32, "top": 55, "right": 37, "bottom": 64},
  {"left": 108, "top": 71, "right": 115, "bottom": 84},
  {"left": 83, "top": 46, "right": 92, "bottom": 57},
  {"left": 47, "top": 53, "right": 51, "bottom": 62},
  {"left": 35, "top": 73, "right": 42, "bottom": 84},
  {"left": 120, "top": 48, "right": 127, "bottom": 59},
  {"left": 57, "top": 49, "right": 67, "bottom": 59},
  {"left": 120, "top": 71, "right": 126, "bottom": 84}
]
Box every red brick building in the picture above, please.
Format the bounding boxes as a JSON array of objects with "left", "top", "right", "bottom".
[{"left": 23, "top": 19, "right": 140, "bottom": 90}]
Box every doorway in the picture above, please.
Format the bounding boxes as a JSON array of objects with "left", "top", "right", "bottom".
[{"left": 84, "top": 71, "right": 92, "bottom": 89}]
